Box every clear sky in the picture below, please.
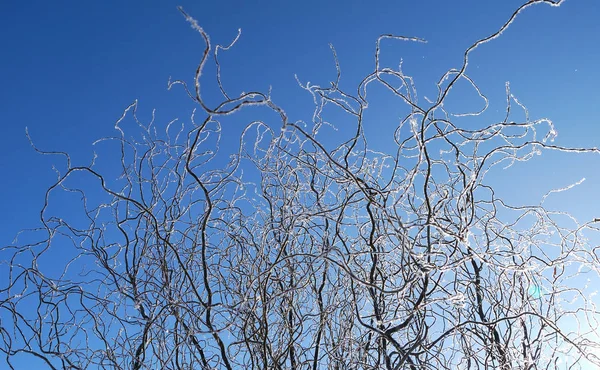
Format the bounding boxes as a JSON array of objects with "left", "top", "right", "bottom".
[
  {"left": 0, "top": 0, "right": 598, "bottom": 240},
  {"left": 2, "top": 0, "right": 600, "bottom": 247},
  {"left": 1, "top": 0, "right": 600, "bottom": 368}
]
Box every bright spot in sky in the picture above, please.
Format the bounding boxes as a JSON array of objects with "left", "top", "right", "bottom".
[{"left": 528, "top": 285, "right": 542, "bottom": 299}]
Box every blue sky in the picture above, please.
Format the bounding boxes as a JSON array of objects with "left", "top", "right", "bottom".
[
  {"left": 1, "top": 0, "right": 600, "bottom": 367},
  {"left": 2, "top": 0, "right": 600, "bottom": 245},
  {"left": 2, "top": 0, "right": 599, "bottom": 248}
]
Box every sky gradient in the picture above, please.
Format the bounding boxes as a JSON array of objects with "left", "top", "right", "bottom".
[
  {"left": 2, "top": 1, "right": 599, "bottom": 247},
  {"left": 1, "top": 1, "right": 600, "bottom": 368}
]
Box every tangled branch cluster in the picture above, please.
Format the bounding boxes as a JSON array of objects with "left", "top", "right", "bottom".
[{"left": 3, "top": 1, "right": 600, "bottom": 369}]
